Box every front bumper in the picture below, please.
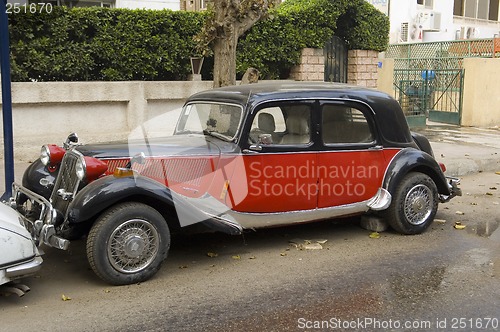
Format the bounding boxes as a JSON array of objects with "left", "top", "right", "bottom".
[
  {"left": 439, "top": 176, "right": 462, "bottom": 203},
  {"left": 9, "top": 182, "right": 70, "bottom": 250},
  {"left": 1, "top": 256, "right": 43, "bottom": 284}
]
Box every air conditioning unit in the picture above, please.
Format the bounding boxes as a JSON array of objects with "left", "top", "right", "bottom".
[
  {"left": 416, "top": 10, "right": 441, "bottom": 31},
  {"left": 399, "top": 22, "right": 423, "bottom": 43},
  {"left": 459, "top": 26, "right": 476, "bottom": 39}
]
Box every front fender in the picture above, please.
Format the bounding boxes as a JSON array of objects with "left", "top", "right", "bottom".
[
  {"left": 22, "top": 159, "right": 57, "bottom": 200},
  {"left": 383, "top": 148, "right": 450, "bottom": 196},
  {"left": 66, "top": 175, "right": 206, "bottom": 226}
]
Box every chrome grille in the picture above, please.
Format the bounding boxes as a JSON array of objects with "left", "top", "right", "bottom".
[{"left": 50, "top": 150, "right": 81, "bottom": 215}]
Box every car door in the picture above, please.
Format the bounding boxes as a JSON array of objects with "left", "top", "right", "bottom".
[
  {"left": 231, "top": 101, "right": 318, "bottom": 213},
  {"left": 317, "top": 101, "right": 389, "bottom": 208}
]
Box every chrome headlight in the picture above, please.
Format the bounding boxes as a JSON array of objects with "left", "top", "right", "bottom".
[
  {"left": 75, "top": 157, "right": 87, "bottom": 181},
  {"left": 40, "top": 145, "right": 51, "bottom": 166}
]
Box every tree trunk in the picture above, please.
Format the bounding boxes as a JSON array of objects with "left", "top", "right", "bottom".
[{"left": 212, "top": 32, "right": 238, "bottom": 88}]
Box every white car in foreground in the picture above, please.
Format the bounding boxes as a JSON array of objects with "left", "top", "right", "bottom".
[{"left": 0, "top": 202, "right": 42, "bottom": 287}]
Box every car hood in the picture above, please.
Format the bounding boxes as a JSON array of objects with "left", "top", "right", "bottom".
[{"left": 76, "top": 135, "right": 232, "bottom": 159}]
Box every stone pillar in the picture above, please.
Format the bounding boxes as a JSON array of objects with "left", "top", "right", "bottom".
[
  {"left": 289, "top": 48, "right": 325, "bottom": 81},
  {"left": 347, "top": 50, "right": 379, "bottom": 88}
]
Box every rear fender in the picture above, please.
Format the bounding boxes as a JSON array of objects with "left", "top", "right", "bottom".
[{"left": 383, "top": 148, "right": 450, "bottom": 196}]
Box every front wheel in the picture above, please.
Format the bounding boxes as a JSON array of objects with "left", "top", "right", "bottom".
[
  {"left": 384, "top": 172, "right": 438, "bottom": 235},
  {"left": 86, "top": 202, "right": 170, "bottom": 285}
]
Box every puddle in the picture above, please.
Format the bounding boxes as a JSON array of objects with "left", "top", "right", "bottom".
[{"left": 468, "top": 220, "right": 500, "bottom": 237}]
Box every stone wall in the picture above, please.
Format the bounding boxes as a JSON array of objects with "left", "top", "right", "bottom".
[
  {"left": 347, "top": 50, "right": 379, "bottom": 88},
  {"left": 290, "top": 48, "right": 380, "bottom": 87},
  {"left": 289, "top": 48, "right": 325, "bottom": 81}
]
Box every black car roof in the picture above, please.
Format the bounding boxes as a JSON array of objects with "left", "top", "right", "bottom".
[
  {"left": 186, "top": 81, "right": 392, "bottom": 107},
  {"left": 186, "top": 81, "right": 413, "bottom": 144}
]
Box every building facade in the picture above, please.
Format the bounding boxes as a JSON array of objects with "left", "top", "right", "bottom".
[{"left": 365, "top": 0, "right": 500, "bottom": 43}]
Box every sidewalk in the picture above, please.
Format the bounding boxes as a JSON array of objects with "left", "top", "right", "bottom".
[{"left": 415, "top": 123, "right": 500, "bottom": 177}]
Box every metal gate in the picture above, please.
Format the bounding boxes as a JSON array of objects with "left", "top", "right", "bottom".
[
  {"left": 324, "top": 36, "right": 347, "bottom": 83},
  {"left": 393, "top": 68, "right": 464, "bottom": 126},
  {"left": 387, "top": 39, "right": 497, "bottom": 126}
]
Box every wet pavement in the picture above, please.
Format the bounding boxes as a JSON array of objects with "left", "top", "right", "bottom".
[{"left": 415, "top": 123, "right": 500, "bottom": 177}]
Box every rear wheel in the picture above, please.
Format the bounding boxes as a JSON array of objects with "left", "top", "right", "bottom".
[
  {"left": 86, "top": 202, "right": 170, "bottom": 285},
  {"left": 385, "top": 172, "right": 438, "bottom": 235}
]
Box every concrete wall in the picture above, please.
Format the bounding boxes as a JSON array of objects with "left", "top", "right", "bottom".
[
  {"left": 461, "top": 58, "right": 500, "bottom": 127},
  {"left": 0, "top": 81, "right": 212, "bottom": 161},
  {"left": 376, "top": 58, "right": 394, "bottom": 95}
]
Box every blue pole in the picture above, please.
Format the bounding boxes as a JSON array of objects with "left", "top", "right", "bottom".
[{"left": 0, "top": 0, "right": 14, "bottom": 200}]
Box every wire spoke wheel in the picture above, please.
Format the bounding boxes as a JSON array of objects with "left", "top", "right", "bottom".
[
  {"left": 403, "top": 184, "right": 433, "bottom": 226},
  {"left": 385, "top": 172, "right": 438, "bottom": 235},
  {"left": 87, "top": 202, "right": 170, "bottom": 285},
  {"left": 107, "top": 219, "right": 159, "bottom": 274}
]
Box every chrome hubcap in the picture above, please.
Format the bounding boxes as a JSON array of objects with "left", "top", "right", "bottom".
[
  {"left": 107, "top": 219, "right": 159, "bottom": 274},
  {"left": 404, "top": 184, "right": 433, "bottom": 226}
]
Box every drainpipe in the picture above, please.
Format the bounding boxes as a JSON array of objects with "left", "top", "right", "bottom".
[{"left": 0, "top": 0, "right": 14, "bottom": 200}]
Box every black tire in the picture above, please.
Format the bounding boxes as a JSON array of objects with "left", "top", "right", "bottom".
[
  {"left": 384, "top": 172, "right": 438, "bottom": 235},
  {"left": 86, "top": 202, "right": 170, "bottom": 285}
]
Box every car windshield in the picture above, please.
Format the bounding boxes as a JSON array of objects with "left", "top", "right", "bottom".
[{"left": 174, "top": 102, "right": 243, "bottom": 141}]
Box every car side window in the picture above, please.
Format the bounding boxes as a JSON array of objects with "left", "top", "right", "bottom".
[
  {"left": 250, "top": 104, "right": 311, "bottom": 145},
  {"left": 322, "top": 105, "right": 374, "bottom": 144}
]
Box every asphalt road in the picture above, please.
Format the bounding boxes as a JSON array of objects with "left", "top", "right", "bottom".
[{"left": 1, "top": 172, "right": 499, "bottom": 332}]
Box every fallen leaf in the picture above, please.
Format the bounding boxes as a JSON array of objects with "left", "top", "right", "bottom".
[
  {"left": 456, "top": 211, "right": 465, "bottom": 215},
  {"left": 490, "top": 187, "right": 497, "bottom": 190},
  {"left": 495, "top": 171, "right": 500, "bottom": 175},
  {"left": 434, "top": 219, "right": 447, "bottom": 224},
  {"left": 454, "top": 222, "right": 466, "bottom": 230},
  {"left": 231, "top": 255, "right": 241, "bottom": 260},
  {"left": 207, "top": 252, "right": 218, "bottom": 258},
  {"left": 369, "top": 232, "right": 381, "bottom": 239},
  {"left": 486, "top": 192, "right": 494, "bottom": 196},
  {"left": 280, "top": 252, "right": 287, "bottom": 257},
  {"left": 61, "top": 294, "right": 71, "bottom": 301}
]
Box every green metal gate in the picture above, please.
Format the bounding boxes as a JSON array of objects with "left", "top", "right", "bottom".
[
  {"left": 393, "top": 68, "right": 464, "bottom": 126},
  {"left": 387, "top": 39, "right": 498, "bottom": 126}
]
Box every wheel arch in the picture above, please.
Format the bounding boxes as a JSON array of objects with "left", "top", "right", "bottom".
[
  {"left": 67, "top": 175, "right": 183, "bottom": 232},
  {"left": 383, "top": 149, "right": 450, "bottom": 197}
]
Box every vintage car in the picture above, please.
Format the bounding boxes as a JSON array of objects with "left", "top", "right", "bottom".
[
  {"left": 0, "top": 202, "right": 42, "bottom": 288},
  {"left": 8, "top": 82, "right": 460, "bottom": 285}
]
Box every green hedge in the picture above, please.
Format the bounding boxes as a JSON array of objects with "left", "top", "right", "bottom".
[
  {"left": 8, "top": 1, "right": 388, "bottom": 81},
  {"left": 9, "top": 7, "right": 205, "bottom": 81},
  {"left": 237, "top": 0, "right": 389, "bottom": 79}
]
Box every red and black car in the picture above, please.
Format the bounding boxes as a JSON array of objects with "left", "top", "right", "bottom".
[{"left": 8, "top": 82, "right": 461, "bottom": 285}]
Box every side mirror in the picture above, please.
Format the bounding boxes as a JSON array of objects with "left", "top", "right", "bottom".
[
  {"left": 130, "top": 152, "right": 146, "bottom": 166},
  {"left": 63, "top": 133, "right": 79, "bottom": 150},
  {"left": 258, "top": 134, "right": 273, "bottom": 145},
  {"left": 248, "top": 134, "right": 273, "bottom": 153}
]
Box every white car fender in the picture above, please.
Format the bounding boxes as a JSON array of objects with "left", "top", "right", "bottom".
[{"left": 0, "top": 203, "right": 40, "bottom": 285}]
